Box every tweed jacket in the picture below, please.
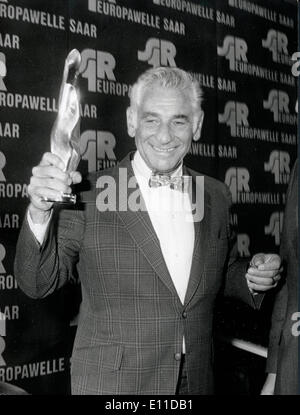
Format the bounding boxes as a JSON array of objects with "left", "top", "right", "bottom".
[
  {"left": 266, "top": 160, "right": 298, "bottom": 395},
  {"left": 14, "top": 153, "right": 256, "bottom": 395}
]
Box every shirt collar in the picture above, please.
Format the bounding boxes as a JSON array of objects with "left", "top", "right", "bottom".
[{"left": 132, "top": 150, "right": 183, "bottom": 181}]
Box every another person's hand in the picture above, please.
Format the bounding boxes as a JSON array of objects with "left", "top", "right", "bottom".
[
  {"left": 246, "top": 253, "right": 282, "bottom": 293},
  {"left": 27, "top": 152, "right": 82, "bottom": 224},
  {"left": 261, "top": 373, "right": 276, "bottom": 395}
]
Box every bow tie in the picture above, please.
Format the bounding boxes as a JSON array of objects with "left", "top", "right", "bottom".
[{"left": 148, "top": 173, "right": 189, "bottom": 192}]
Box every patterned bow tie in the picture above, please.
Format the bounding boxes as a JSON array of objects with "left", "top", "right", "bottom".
[{"left": 148, "top": 173, "right": 189, "bottom": 192}]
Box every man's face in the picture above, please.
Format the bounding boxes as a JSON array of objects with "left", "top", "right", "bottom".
[{"left": 128, "top": 85, "right": 202, "bottom": 173}]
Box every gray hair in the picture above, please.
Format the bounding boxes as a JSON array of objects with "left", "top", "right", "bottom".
[{"left": 129, "top": 67, "right": 203, "bottom": 112}]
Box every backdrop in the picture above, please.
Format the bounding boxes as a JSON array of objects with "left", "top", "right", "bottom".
[{"left": 0, "top": 0, "right": 297, "bottom": 394}]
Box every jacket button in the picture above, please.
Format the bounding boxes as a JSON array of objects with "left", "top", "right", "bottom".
[
  {"left": 182, "top": 311, "right": 187, "bottom": 318},
  {"left": 174, "top": 353, "right": 181, "bottom": 361}
]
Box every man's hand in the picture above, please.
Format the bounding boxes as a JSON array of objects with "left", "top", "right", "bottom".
[
  {"left": 27, "top": 152, "right": 82, "bottom": 224},
  {"left": 246, "top": 253, "right": 282, "bottom": 293}
]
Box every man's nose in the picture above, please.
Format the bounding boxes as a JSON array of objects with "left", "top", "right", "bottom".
[{"left": 157, "top": 123, "right": 172, "bottom": 144}]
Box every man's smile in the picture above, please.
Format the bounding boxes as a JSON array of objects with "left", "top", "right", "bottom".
[{"left": 151, "top": 145, "right": 178, "bottom": 153}]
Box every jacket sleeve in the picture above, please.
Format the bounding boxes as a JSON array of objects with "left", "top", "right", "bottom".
[
  {"left": 265, "top": 159, "right": 298, "bottom": 373},
  {"left": 265, "top": 281, "right": 288, "bottom": 373},
  {"left": 14, "top": 206, "right": 85, "bottom": 299},
  {"left": 222, "top": 185, "right": 263, "bottom": 310}
]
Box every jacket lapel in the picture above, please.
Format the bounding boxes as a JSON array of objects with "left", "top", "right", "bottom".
[
  {"left": 114, "top": 154, "right": 179, "bottom": 298},
  {"left": 112, "top": 154, "right": 212, "bottom": 304}
]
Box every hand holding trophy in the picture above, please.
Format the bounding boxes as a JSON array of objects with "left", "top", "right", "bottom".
[{"left": 42, "top": 49, "right": 82, "bottom": 204}]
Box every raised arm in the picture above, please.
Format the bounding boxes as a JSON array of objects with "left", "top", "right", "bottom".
[{"left": 14, "top": 152, "right": 83, "bottom": 298}]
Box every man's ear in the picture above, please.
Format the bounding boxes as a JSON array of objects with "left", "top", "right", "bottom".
[
  {"left": 126, "top": 107, "right": 137, "bottom": 138},
  {"left": 193, "top": 110, "right": 204, "bottom": 142}
]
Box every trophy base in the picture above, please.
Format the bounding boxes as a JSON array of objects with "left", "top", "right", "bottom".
[{"left": 42, "top": 193, "right": 77, "bottom": 204}]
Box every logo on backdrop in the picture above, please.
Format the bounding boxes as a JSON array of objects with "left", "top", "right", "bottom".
[
  {"left": 80, "top": 48, "right": 115, "bottom": 91},
  {"left": 138, "top": 38, "right": 177, "bottom": 67},
  {"left": 262, "top": 29, "right": 290, "bottom": 65},
  {"left": 263, "top": 90, "right": 297, "bottom": 125},
  {"left": 0, "top": 311, "right": 6, "bottom": 366},
  {"left": 218, "top": 101, "right": 249, "bottom": 137},
  {"left": 217, "top": 35, "right": 278, "bottom": 81},
  {"left": 237, "top": 233, "right": 250, "bottom": 257},
  {"left": 225, "top": 167, "right": 250, "bottom": 203},
  {"left": 218, "top": 100, "right": 296, "bottom": 143},
  {"left": 0, "top": 153, "right": 28, "bottom": 197},
  {"left": 0, "top": 243, "right": 5, "bottom": 274},
  {"left": 264, "top": 151, "right": 290, "bottom": 184},
  {"left": 264, "top": 212, "right": 284, "bottom": 246},
  {"left": 80, "top": 130, "right": 117, "bottom": 171},
  {"left": 0, "top": 241, "right": 18, "bottom": 290},
  {"left": 0, "top": 52, "right": 7, "bottom": 91},
  {"left": 292, "top": 52, "right": 300, "bottom": 77},
  {"left": 217, "top": 36, "right": 247, "bottom": 71},
  {"left": 0, "top": 151, "right": 6, "bottom": 182},
  {"left": 79, "top": 49, "right": 130, "bottom": 96}
]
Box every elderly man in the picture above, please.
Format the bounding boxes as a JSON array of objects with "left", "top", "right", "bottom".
[{"left": 14, "top": 67, "right": 281, "bottom": 395}]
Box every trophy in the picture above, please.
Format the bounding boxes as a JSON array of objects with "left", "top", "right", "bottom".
[{"left": 42, "top": 49, "right": 82, "bottom": 204}]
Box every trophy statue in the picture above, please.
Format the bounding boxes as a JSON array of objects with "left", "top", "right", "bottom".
[{"left": 42, "top": 49, "right": 82, "bottom": 204}]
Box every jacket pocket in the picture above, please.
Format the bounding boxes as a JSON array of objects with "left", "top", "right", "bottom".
[{"left": 71, "top": 343, "right": 124, "bottom": 375}]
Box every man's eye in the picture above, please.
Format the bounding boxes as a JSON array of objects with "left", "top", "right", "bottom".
[
  {"left": 145, "top": 118, "right": 158, "bottom": 125},
  {"left": 173, "top": 120, "right": 186, "bottom": 126}
]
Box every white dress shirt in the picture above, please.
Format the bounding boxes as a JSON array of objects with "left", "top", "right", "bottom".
[
  {"left": 132, "top": 151, "right": 195, "bottom": 305},
  {"left": 27, "top": 209, "right": 52, "bottom": 245}
]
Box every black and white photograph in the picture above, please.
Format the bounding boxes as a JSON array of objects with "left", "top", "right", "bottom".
[{"left": 0, "top": 0, "right": 298, "bottom": 399}]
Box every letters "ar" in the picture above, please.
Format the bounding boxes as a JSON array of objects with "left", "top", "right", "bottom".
[
  {"left": 217, "top": 36, "right": 247, "bottom": 70},
  {"left": 262, "top": 30, "right": 288, "bottom": 59},
  {"left": 0, "top": 52, "right": 7, "bottom": 92},
  {"left": 225, "top": 168, "right": 250, "bottom": 192},
  {"left": 0, "top": 152, "right": 6, "bottom": 182},
  {"left": 264, "top": 151, "right": 290, "bottom": 175},
  {"left": 263, "top": 90, "right": 289, "bottom": 119},
  {"left": 138, "top": 38, "right": 176, "bottom": 68},
  {"left": 218, "top": 102, "right": 249, "bottom": 136},
  {"left": 79, "top": 49, "right": 116, "bottom": 92},
  {"left": 80, "top": 130, "right": 116, "bottom": 172}
]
